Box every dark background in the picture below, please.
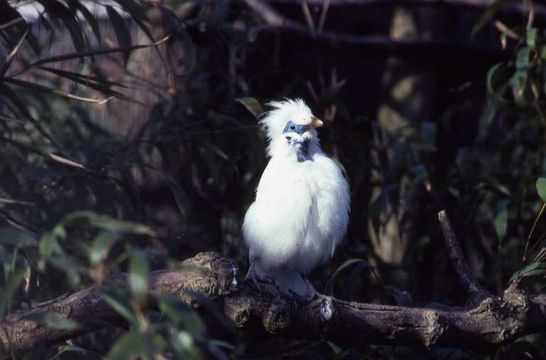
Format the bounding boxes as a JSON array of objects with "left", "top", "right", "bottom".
[{"left": 1, "top": 0, "right": 546, "bottom": 358}]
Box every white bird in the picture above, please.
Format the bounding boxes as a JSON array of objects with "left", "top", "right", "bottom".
[{"left": 243, "top": 98, "right": 350, "bottom": 296}]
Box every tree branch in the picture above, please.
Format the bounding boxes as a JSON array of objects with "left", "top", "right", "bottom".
[
  {"left": 268, "top": 0, "right": 546, "bottom": 19},
  {"left": 438, "top": 210, "right": 491, "bottom": 303},
  {"left": 0, "top": 252, "right": 237, "bottom": 355},
  {"left": 241, "top": 0, "right": 508, "bottom": 56},
  {"left": 1, "top": 251, "right": 546, "bottom": 355}
]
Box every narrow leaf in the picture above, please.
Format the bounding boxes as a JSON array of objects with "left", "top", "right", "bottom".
[
  {"left": 70, "top": 1, "right": 102, "bottom": 44},
  {"left": 324, "top": 258, "right": 369, "bottom": 296},
  {"left": 129, "top": 250, "right": 149, "bottom": 305},
  {"left": 100, "top": 288, "right": 139, "bottom": 326},
  {"left": 108, "top": 331, "right": 143, "bottom": 360},
  {"left": 89, "top": 231, "right": 120, "bottom": 265},
  {"left": 495, "top": 200, "right": 509, "bottom": 242},
  {"left": 0, "top": 30, "right": 27, "bottom": 76},
  {"left": 14, "top": 36, "right": 169, "bottom": 75},
  {"left": 536, "top": 178, "right": 546, "bottom": 202},
  {"left": 472, "top": 0, "right": 509, "bottom": 36},
  {"left": 527, "top": 28, "right": 537, "bottom": 49},
  {"left": 236, "top": 98, "right": 265, "bottom": 119},
  {"left": 106, "top": 6, "right": 132, "bottom": 63},
  {"left": 0, "top": 271, "right": 24, "bottom": 317}
]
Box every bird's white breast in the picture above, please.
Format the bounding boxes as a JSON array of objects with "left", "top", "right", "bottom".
[{"left": 243, "top": 147, "right": 350, "bottom": 276}]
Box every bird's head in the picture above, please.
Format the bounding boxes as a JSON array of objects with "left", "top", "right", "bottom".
[{"left": 260, "top": 99, "right": 323, "bottom": 159}]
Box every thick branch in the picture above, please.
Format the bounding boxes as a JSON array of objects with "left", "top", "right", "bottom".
[
  {"left": 1, "top": 252, "right": 546, "bottom": 355},
  {"left": 0, "top": 252, "right": 237, "bottom": 355}
]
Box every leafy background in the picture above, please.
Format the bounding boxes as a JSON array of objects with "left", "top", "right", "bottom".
[{"left": 1, "top": 0, "right": 546, "bottom": 358}]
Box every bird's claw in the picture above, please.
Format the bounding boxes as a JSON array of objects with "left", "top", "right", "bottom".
[{"left": 245, "top": 269, "right": 275, "bottom": 291}]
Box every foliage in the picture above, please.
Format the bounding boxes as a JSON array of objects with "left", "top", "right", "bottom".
[{"left": 1, "top": 0, "right": 546, "bottom": 359}]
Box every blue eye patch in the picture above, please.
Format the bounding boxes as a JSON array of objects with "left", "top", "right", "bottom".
[{"left": 283, "top": 121, "right": 310, "bottom": 135}]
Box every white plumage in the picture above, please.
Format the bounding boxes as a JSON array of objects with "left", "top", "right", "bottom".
[{"left": 243, "top": 99, "right": 350, "bottom": 296}]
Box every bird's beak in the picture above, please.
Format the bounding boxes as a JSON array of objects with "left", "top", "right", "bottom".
[{"left": 311, "top": 116, "right": 324, "bottom": 128}]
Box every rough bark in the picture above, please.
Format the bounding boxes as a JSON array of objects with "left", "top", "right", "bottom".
[
  {"left": 1, "top": 250, "right": 546, "bottom": 355},
  {"left": 0, "top": 252, "right": 237, "bottom": 355}
]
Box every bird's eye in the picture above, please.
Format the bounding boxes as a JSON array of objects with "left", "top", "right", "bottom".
[{"left": 289, "top": 125, "right": 296, "bottom": 131}]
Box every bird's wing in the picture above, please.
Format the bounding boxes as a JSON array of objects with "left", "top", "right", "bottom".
[
  {"left": 243, "top": 158, "right": 313, "bottom": 271},
  {"left": 311, "top": 154, "right": 350, "bottom": 258}
]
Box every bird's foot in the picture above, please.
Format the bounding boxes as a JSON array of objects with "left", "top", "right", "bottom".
[
  {"left": 245, "top": 271, "right": 275, "bottom": 291},
  {"left": 287, "top": 277, "right": 321, "bottom": 300},
  {"left": 303, "top": 277, "right": 321, "bottom": 300}
]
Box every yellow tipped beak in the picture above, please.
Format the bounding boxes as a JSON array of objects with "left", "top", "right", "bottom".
[{"left": 311, "top": 116, "right": 324, "bottom": 128}]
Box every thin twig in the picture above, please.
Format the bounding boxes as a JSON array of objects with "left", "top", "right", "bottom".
[
  {"left": 241, "top": 0, "right": 288, "bottom": 27},
  {"left": 438, "top": 210, "right": 490, "bottom": 299},
  {"left": 0, "top": 18, "right": 24, "bottom": 30},
  {"left": 495, "top": 20, "right": 520, "bottom": 40},
  {"left": 526, "top": 0, "right": 535, "bottom": 29},
  {"left": 318, "top": 0, "right": 330, "bottom": 33},
  {"left": 524, "top": 202, "right": 545, "bottom": 262},
  {"left": 301, "top": 0, "right": 316, "bottom": 35},
  {"left": 241, "top": 0, "right": 505, "bottom": 55}
]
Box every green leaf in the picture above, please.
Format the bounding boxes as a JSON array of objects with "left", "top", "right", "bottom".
[
  {"left": 89, "top": 231, "right": 120, "bottom": 265},
  {"left": 527, "top": 28, "right": 538, "bottom": 49},
  {"left": 157, "top": 172, "right": 192, "bottom": 221},
  {"left": 236, "top": 98, "right": 265, "bottom": 119},
  {"left": 17, "top": 36, "right": 169, "bottom": 73},
  {"left": 158, "top": 295, "right": 205, "bottom": 334},
  {"left": 0, "top": 83, "right": 58, "bottom": 144},
  {"left": 37, "top": 0, "right": 86, "bottom": 52},
  {"left": 114, "top": 0, "right": 152, "bottom": 39},
  {"left": 94, "top": 217, "right": 152, "bottom": 235},
  {"left": 39, "top": 232, "right": 60, "bottom": 258},
  {"left": 0, "top": 228, "right": 37, "bottom": 248},
  {"left": 479, "top": 97, "right": 499, "bottom": 138},
  {"left": 159, "top": 295, "right": 188, "bottom": 323},
  {"left": 327, "top": 341, "right": 342, "bottom": 354},
  {"left": 324, "top": 258, "right": 369, "bottom": 296},
  {"left": 511, "top": 261, "right": 546, "bottom": 281},
  {"left": 106, "top": 5, "right": 132, "bottom": 63},
  {"left": 129, "top": 250, "right": 149, "bottom": 305},
  {"left": 69, "top": 1, "right": 102, "bottom": 44},
  {"left": 0, "top": 29, "right": 27, "bottom": 77},
  {"left": 516, "top": 47, "right": 530, "bottom": 71},
  {"left": 3, "top": 77, "right": 113, "bottom": 104},
  {"left": 38, "top": 66, "right": 128, "bottom": 89},
  {"left": 171, "top": 331, "right": 197, "bottom": 355},
  {"left": 49, "top": 344, "right": 90, "bottom": 359},
  {"left": 0, "top": 271, "right": 24, "bottom": 316},
  {"left": 37, "top": 66, "right": 129, "bottom": 99},
  {"left": 41, "top": 312, "right": 79, "bottom": 330},
  {"left": 472, "top": 0, "right": 509, "bottom": 36},
  {"left": 61, "top": 211, "right": 153, "bottom": 235},
  {"left": 100, "top": 287, "right": 139, "bottom": 326},
  {"left": 486, "top": 63, "right": 504, "bottom": 95},
  {"left": 536, "top": 178, "right": 546, "bottom": 202},
  {"left": 511, "top": 70, "right": 528, "bottom": 107},
  {"left": 47, "top": 256, "right": 82, "bottom": 286},
  {"left": 108, "top": 331, "right": 144, "bottom": 360},
  {"left": 495, "top": 200, "right": 509, "bottom": 243}
]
